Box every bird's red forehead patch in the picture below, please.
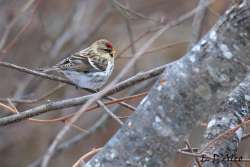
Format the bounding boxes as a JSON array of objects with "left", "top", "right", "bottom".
[{"left": 106, "top": 42, "right": 113, "bottom": 49}]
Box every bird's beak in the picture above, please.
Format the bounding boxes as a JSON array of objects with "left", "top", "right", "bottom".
[{"left": 112, "top": 48, "right": 116, "bottom": 58}]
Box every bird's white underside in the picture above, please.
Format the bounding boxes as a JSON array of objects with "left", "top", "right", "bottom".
[{"left": 63, "top": 61, "right": 113, "bottom": 90}]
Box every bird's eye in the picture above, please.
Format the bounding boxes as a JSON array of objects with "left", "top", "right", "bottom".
[{"left": 103, "top": 48, "right": 112, "bottom": 53}]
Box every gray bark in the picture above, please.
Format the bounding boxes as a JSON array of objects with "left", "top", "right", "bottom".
[
  {"left": 199, "top": 74, "right": 250, "bottom": 167},
  {"left": 86, "top": 1, "right": 250, "bottom": 167}
]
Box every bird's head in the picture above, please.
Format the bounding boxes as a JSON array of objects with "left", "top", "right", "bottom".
[{"left": 91, "top": 39, "right": 116, "bottom": 61}]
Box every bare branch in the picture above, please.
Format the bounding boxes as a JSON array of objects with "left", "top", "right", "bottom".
[
  {"left": 189, "top": 0, "right": 208, "bottom": 48},
  {"left": 0, "top": 61, "right": 74, "bottom": 86},
  {"left": 97, "top": 100, "right": 124, "bottom": 125},
  {"left": 0, "top": 64, "right": 162, "bottom": 125},
  {"left": 72, "top": 147, "right": 103, "bottom": 167}
]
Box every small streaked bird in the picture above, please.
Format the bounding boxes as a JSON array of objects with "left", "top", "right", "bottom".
[{"left": 41, "top": 39, "right": 116, "bottom": 90}]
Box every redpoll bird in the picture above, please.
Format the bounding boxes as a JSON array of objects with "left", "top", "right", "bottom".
[{"left": 41, "top": 39, "right": 116, "bottom": 90}]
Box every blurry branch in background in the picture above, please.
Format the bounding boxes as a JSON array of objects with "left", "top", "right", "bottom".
[
  {"left": 49, "top": 0, "right": 88, "bottom": 58},
  {"left": 121, "top": 0, "right": 138, "bottom": 73},
  {"left": 117, "top": 26, "right": 187, "bottom": 59},
  {"left": 208, "top": 7, "right": 221, "bottom": 18},
  {"left": 117, "top": 26, "right": 161, "bottom": 58},
  {"left": 123, "top": 40, "right": 188, "bottom": 58},
  {"left": 0, "top": 84, "right": 65, "bottom": 103},
  {"left": 0, "top": 0, "right": 39, "bottom": 51},
  {"left": 189, "top": 0, "right": 208, "bottom": 48},
  {"left": 110, "top": 0, "right": 161, "bottom": 24},
  {"left": 0, "top": 0, "right": 42, "bottom": 54},
  {"left": 52, "top": 2, "right": 110, "bottom": 59}
]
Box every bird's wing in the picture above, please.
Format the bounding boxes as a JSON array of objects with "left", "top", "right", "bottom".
[
  {"left": 88, "top": 56, "right": 108, "bottom": 71},
  {"left": 55, "top": 51, "right": 102, "bottom": 73},
  {"left": 73, "top": 48, "right": 108, "bottom": 72}
]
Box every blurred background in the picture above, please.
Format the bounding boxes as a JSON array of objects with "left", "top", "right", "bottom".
[{"left": 1, "top": 0, "right": 248, "bottom": 167}]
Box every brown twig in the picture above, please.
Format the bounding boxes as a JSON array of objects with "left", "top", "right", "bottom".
[
  {"left": 97, "top": 100, "right": 124, "bottom": 125},
  {"left": 184, "top": 139, "right": 202, "bottom": 167},
  {"left": 72, "top": 147, "right": 103, "bottom": 167},
  {"left": 1, "top": 99, "right": 89, "bottom": 133},
  {"left": 5, "top": 92, "right": 146, "bottom": 124}
]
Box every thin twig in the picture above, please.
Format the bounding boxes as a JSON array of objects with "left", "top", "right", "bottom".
[
  {"left": 3, "top": 98, "right": 90, "bottom": 134},
  {"left": 63, "top": 120, "right": 89, "bottom": 134},
  {"left": 0, "top": 102, "right": 16, "bottom": 113},
  {"left": 72, "top": 147, "right": 103, "bottom": 167},
  {"left": 184, "top": 139, "right": 202, "bottom": 167},
  {"left": 97, "top": 100, "right": 124, "bottom": 125},
  {"left": 0, "top": 61, "right": 74, "bottom": 86}
]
